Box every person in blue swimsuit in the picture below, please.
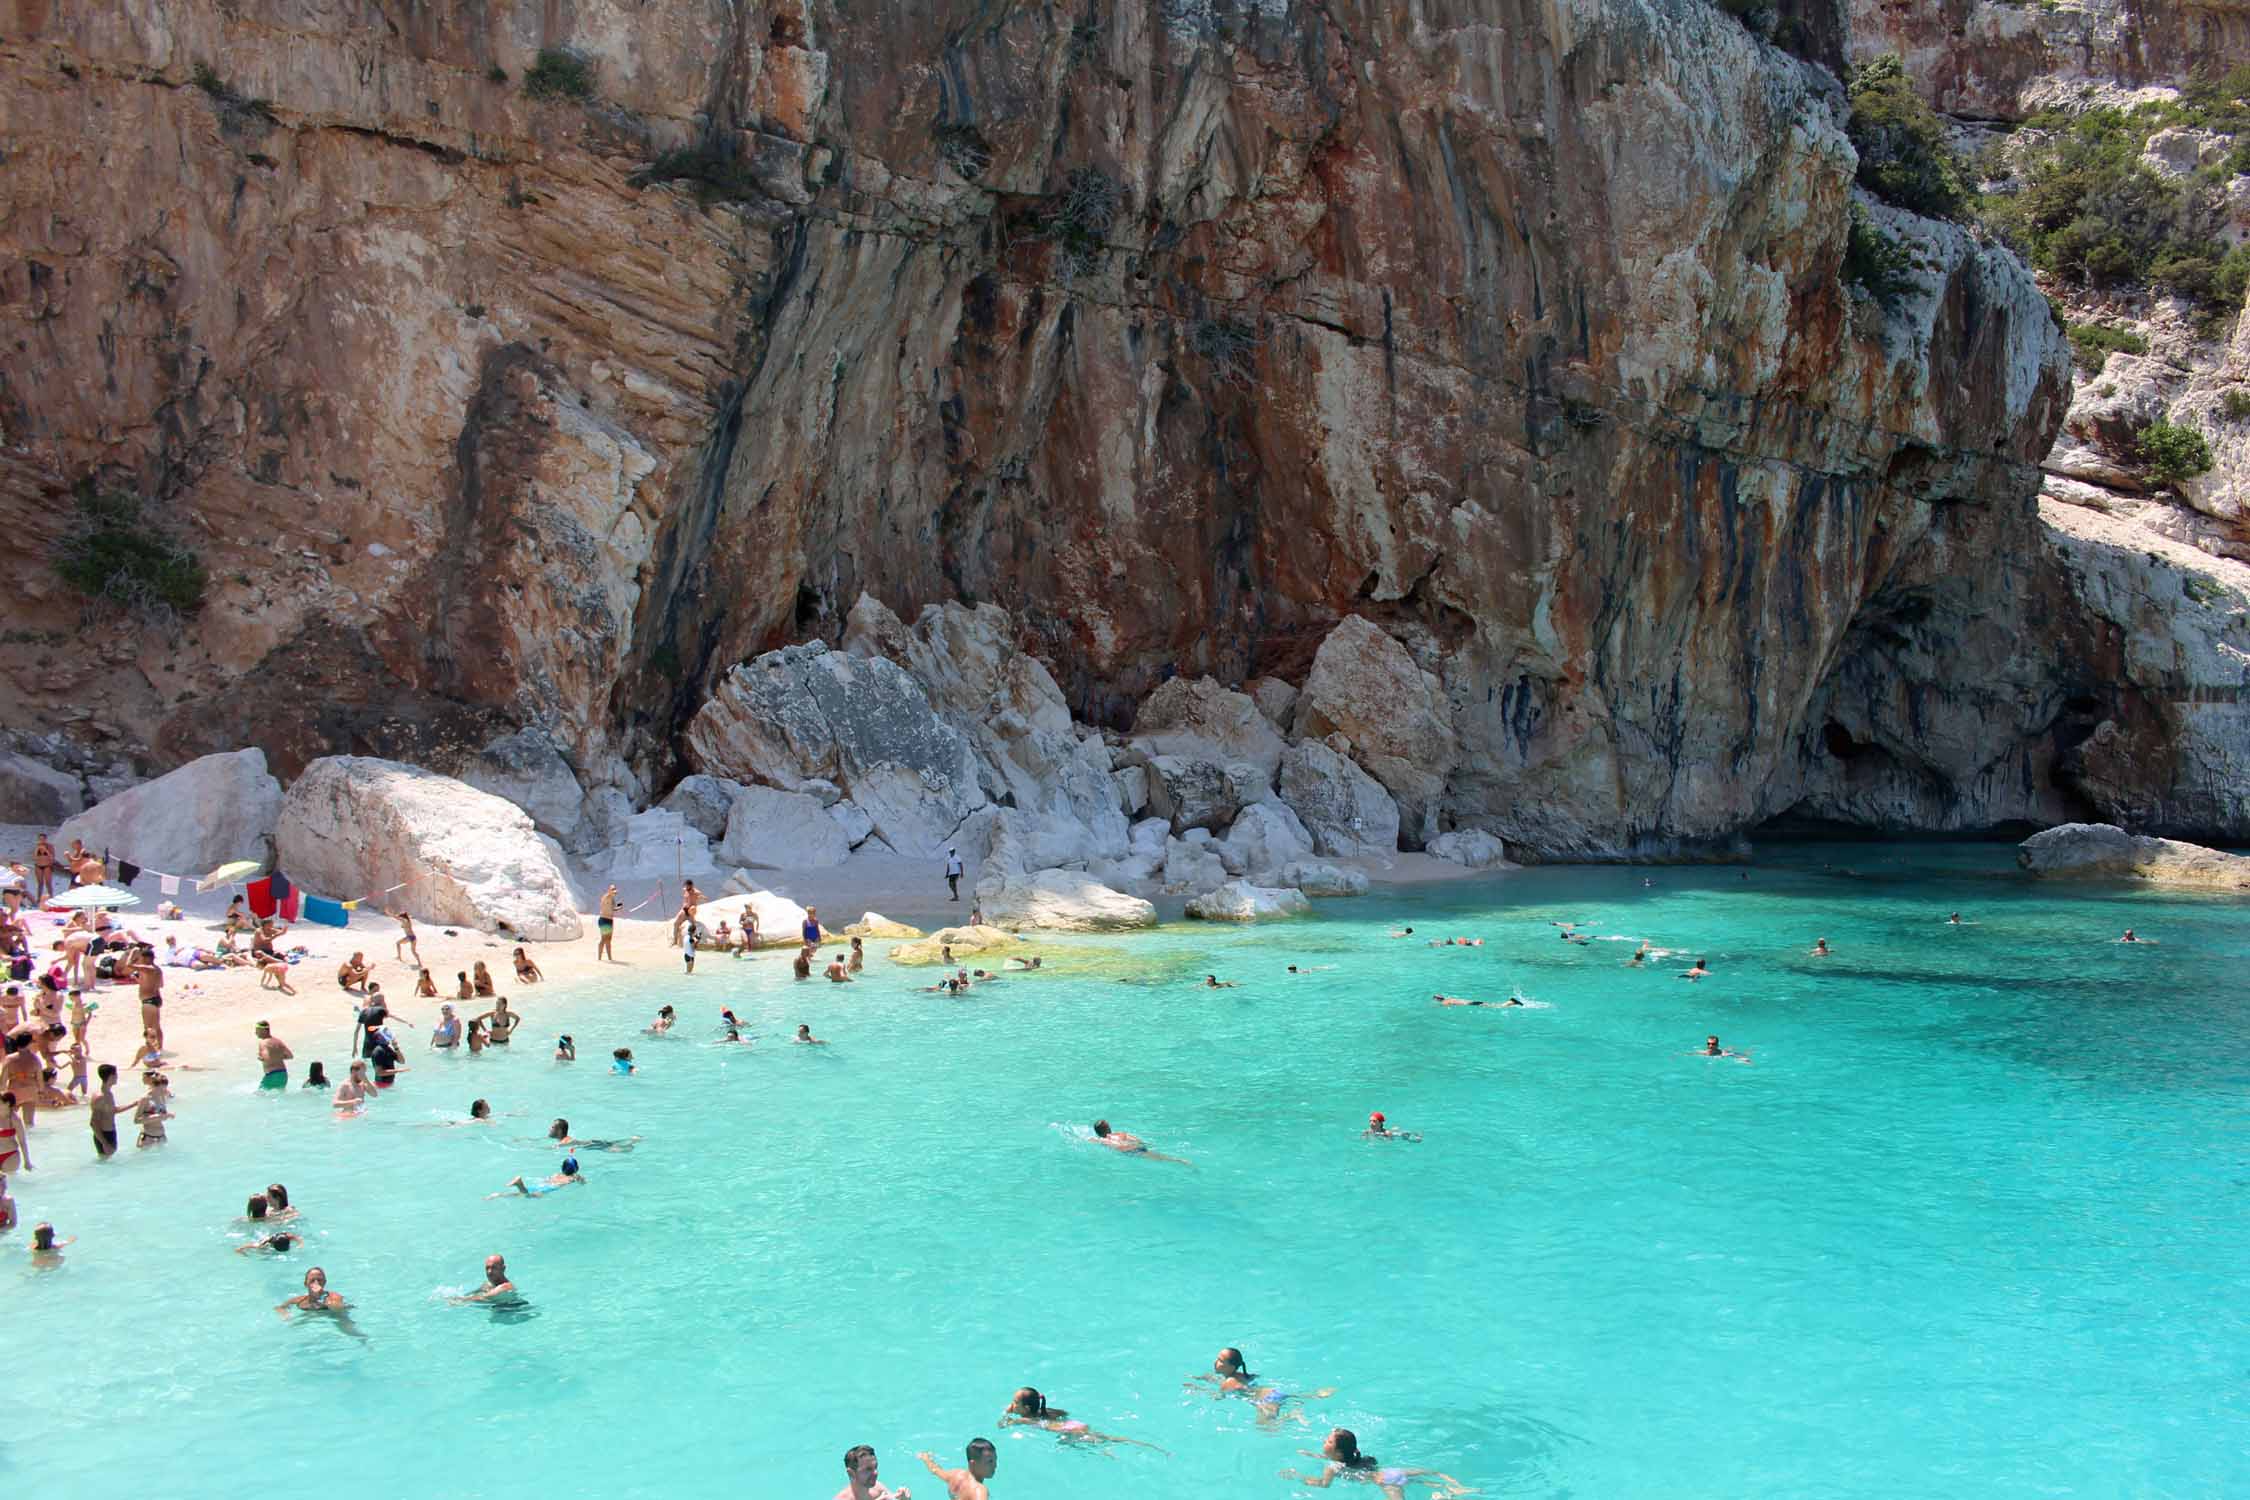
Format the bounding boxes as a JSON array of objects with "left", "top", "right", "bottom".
[
  {"left": 490, "top": 1157, "right": 585, "bottom": 1198},
  {"left": 1192, "top": 1346, "right": 1337, "bottom": 1425},
  {"left": 1284, "top": 1427, "right": 1467, "bottom": 1498}
]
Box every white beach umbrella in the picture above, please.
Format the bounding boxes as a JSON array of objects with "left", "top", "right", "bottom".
[{"left": 48, "top": 883, "right": 141, "bottom": 909}]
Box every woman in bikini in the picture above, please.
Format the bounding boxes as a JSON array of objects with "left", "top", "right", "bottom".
[
  {"left": 1284, "top": 1427, "right": 1468, "bottom": 1498},
  {"left": 511, "top": 947, "right": 543, "bottom": 984},
  {"left": 31, "top": 835, "right": 53, "bottom": 903},
  {"left": 471, "top": 961, "right": 497, "bottom": 998},
  {"left": 479, "top": 996, "right": 519, "bottom": 1045},
  {"left": 0, "top": 1089, "right": 31, "bottom": 1172},
  {"left": 999, "top": 1388, "right": 1164, "bottom": 1451}
]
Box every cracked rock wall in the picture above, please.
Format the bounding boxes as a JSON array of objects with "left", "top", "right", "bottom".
[{"left": 3, "top": 0, "right": 2111, "bottom": 853}]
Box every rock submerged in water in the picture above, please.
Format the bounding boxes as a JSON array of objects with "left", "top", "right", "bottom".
[
  {"left": 1185, "top": 881, "right": 1312, "bottom": 922},
  {"left": 2016, "top": 823, "right": 2250, "bottom": 890},
  {"left": 890, "top": 924, "right": 1022, "bottom": 964},
  {"left": 843, "top": 912, "right": 923, "bottom": 939},
  {"left": 275, "top": 756, "right": 582, "bottom": 940}
]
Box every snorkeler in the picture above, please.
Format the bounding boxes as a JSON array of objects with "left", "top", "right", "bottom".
[
  {"left": 490, "top": 1157, "right": 586, "bottom": 1197},
  {"left": 1282, "top": 1426, "right": 1467, "bottom": 1498},
  {"left": 1090, "top": 1118, "right": 1191, "bottom": 1165},
  {"left": 999, "top": 1387, "right": 1166, "bottom": 1451},
  {"left": 548, "top": 1119, "right": 639, "bottom": 1152}
]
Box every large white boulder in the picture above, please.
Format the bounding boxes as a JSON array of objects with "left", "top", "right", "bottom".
[
  {"left": 1277, "top": 740, "right": 1401, "bottom": 857},
  {"left": 60, "top": 749, "right": 281, "bottom": 878},
  {"left": 717, "top": 785, "right": 853, "bottom": 869},
  {"left": 976, "top": 868, "right": 1158, "bottom": 931},
  {"left": 1222, "top": 800, "right": 1316, "bottom": 878},
  {"left": 1279, "top": 859, "right": 1370, "bottom": 897},
  {"left": 2017, "top": 822, "right": 2250, "bottom": 890},
  {"left": 460, "top": 728, "right": 585, "bottom": 843},
  {"left": 1161, "top": 838, "right": 1230, "bottom": 894},
  {"left": 1129, "top": 675, "right": 1288, "bottom": 776},
  {"left": 1428, "top": 829, "right": 1511, "bottom": 869},
  {"left": 686, "top": 642, "right": 987, "bottom": 856},
  {"left": 1293, "top": 617, "right": 1458, "bottom": 845},
  {"left": 659, "top": 774, "right": 744, "bottom": 842},
  {"left": 696, "top": 888, "right": 814, "bottom": 947},
  {"left": 0, "top": 752, "right": 79, "bottom": 825},
  {"left": 1185, "top": 880, "right": 1311, "bottom": 921},
  {"left": 275, "top": 757, "right": 581, "bottom": 940},
  {"left": 581, "top": 808, "right": 714, "bottom": 883}
]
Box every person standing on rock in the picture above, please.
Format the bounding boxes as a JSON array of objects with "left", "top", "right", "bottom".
[
  {"left": 598, "top": 885, "right": 620, "bottom": 963},
  {"left": 946, "top": 847, "right": 964, "bottom": 901}
]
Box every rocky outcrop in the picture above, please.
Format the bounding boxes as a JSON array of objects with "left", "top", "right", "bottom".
[
  {"left": 1279, "top": 860, "right": 1371, "bottom": 898},
  {"left": 1277, "top": 742, "right": 1400, "bottom": 859},
  {"left": 976, "top": 869, "right": 1158, "bottom": 932},
  {"left": 696, "top": 888, "right": 811, "bottom": 948},
  {"left": 1185, "top": 880, "right": 1311, "bottom": 922},
  {"left": 0, "top": 752, "right": 83, "bottom": 826},
  {"left": 1130, "top": 676, "right": 1287, "bottom": 777},
  {"left": 9, "top": 0, "right": 2154, "bottom": 857},
  {"left": 686, "top": 645, "right": 986, "bottom": 856},
  {"left": 580, "top": 808, "right": 711, "bottom": 883},
  {"left": 58, "top": 749, "right": 281, "bottom": 877},
  {"left": 1428, "top": 830, "right": 1513, "bottom": 871},
  {"left": 1219, "top": 801, "right": 1316, "bottom": 880},
  {"left": 717, "top": 785, "right": 855, "bottom": 869},
  {"left": 275, "top": 756, "right": 580, "bottom": 939},
  {"left": 2017, "top": 821, "right": 2250, "bottom": 890},
  {"left": 461, "top": 729, "right": 587, "bottom": 846},
  {"left": 1294, "top": 618, "right": 1458, "bottom": 848},
  {"left": 658, "top": 774, "right": 745, "bottom": 843}
]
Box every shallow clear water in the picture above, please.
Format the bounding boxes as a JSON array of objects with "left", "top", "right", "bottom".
[{"left": 11, "top": 842, "right": 2249, "bottom": 1498}]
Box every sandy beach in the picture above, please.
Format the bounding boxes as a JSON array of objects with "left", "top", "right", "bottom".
[{"left": 3, "top": 832, "right": 1491, "bottom": 1102}]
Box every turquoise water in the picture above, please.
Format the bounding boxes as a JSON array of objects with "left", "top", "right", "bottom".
[{"left": 11, "top": 842, "right": 2249, "bottom": 1498}]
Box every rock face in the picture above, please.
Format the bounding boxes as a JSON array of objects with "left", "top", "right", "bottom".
[
  {"left": 0, "top": 753, "right": 82, "bottom": 826},
  {"left": 580, "top": 808, "right": 712, "bottom": 883},
  {"left": 43, "top": 0, "right": 2247, "bottom": 855},
  {"left": 275, "top": 757, "right": 581, "bottom": 939},
  {"left": 717, "top": 785, "right": 854, "bottom": 870},
  {"left": 1185, "top": 880, "right": 1311, "bottom": 922},
  {"left": 976, "top": 870, "right": 1158, "bottom": 932},
  {"left": 461, "top": 729, "right": 587, "bottom": 846},
  {"left": 1428, "top": 830, "right": 1512, "bottom": 871},
  {"left": 59, "top": 749, "right": 282, "bottom": 877},
  {"left": 1130, "top": 676, "right": 1287, "bottom": 777},
  {"left": 1293, "top": 618, "right": 1459, "bottom": 847},
  {"left": 2017, "top": 822, "right": 2250, "bottom": 890}
]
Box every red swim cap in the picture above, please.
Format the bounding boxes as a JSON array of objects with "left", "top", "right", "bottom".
[{"left": 1369, "top": 1111, "right": 1385, "bottom": 1125}]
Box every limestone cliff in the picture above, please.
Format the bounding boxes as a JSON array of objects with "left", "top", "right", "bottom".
[{"left": 2, "top": 0, "right": 2148, "bottom": 856}]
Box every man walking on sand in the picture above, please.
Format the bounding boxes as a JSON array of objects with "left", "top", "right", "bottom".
[
  {"left": 598, "top": 885, "right": 619, "bottom": 963},
  {"left": 945, "top": 847, "right": 964, "bottom": 901}
]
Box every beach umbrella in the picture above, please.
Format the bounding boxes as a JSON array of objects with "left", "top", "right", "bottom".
[
  {"left": 49, "top": 883, "right": 141, "bottom": 909},
  {"left": 197, "top": 859, "right": 262, "bottom": 891}
]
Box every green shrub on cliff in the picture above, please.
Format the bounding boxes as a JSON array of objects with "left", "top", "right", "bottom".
[
  {"left": 2065, "top": 321, "right": 2149, "bottom": 371},
  {"left": 2136, "top": 420, "right": 2215, "bottom": 490},
  {"left": 54, "top": 484, "right": 208, "bottom": 622},
  {"left": 1847, "top": 56, "right": 1971, "bottom": 220},
  {"left": 524, "top": 48, "right": 596, "bottom": 102},
  {"left": 1842, "top": 205, "right": 1916, "bottom": 309}
]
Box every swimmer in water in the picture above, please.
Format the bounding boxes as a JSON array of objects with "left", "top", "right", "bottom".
[
  {"left": 1283, "top": 1426, "right": 1467, "bottom": 1498},
  {"left": 1000, "top": 1387, "right": 1166, "bottom": 1451},
  {"left": 1090, "top": 1118, "right": 1191, "bottom": 1165},
  {"left": 1431, "top": 992, "right": 1516, "bottom": 1008},
  {"left": 1947, "top": 912, "right": 1962, "bottom": 925},
  {"left": 611, "top": 1048, "right": 635, "bottom": 1075},
  {"left": 449, "top": 1253, "right": 521, "bottom": 1306},
  {"left": 919, "top": 1440, "right": 997, "bottom": 1500},
  {"left": 648, "top": 1006, "right": 676, "bottom": 1035},
  {"left": 1193, "top": 1347, "right": 1338, "bottom": 1426},
  {"left": 275, "top": 1267, "right": 366, "bottom": 1340},
  {"left": 1699, "top": 1034, "right": 1750, "bottom": 1062},
  {"left": 546, "top": 1119, "right": 639, "bottom": 1152},
  {"left": 1007, "top": 955, "right": 1043, "bottom": 970},
  {"left": 554, "top": 1035, "right": 576, "bottom": 1062},
  {"left": 490, "top": 1157, "right": 585, "bottom": 1197},
  {"left": 1387, "top": 927, "right": 1414, "bottom": 938},
  {"left": 1811, "top": 937, "right": 1831, "bottom": 957},
  {"left": 1202, "top": 975, "right": 1237, "bottom": 989},
  {"left": 433, "top": 1098, "right": 494, "bottom": 1127},
  {"left": 2119, "top": 928, "right": 2155, "bottom": 944},
  {"left": 1628, "top": 941, "right": 1650, "bottom": 967},
  {"left": 29, "top": 1221, "right": 74, "bottom": 1264},
  {"left": 794, "top": 1024, "right": 828, "bottom": 1045},
  {"left": 1362, "top": 1110, "right": 1421, "bottom": 1143},
  {"left": 1679, "top": 958, "right": 1710, "bottom": 980},
  {"left": 236, "top": 1229, "right": 301, "bottom": 1255}
]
